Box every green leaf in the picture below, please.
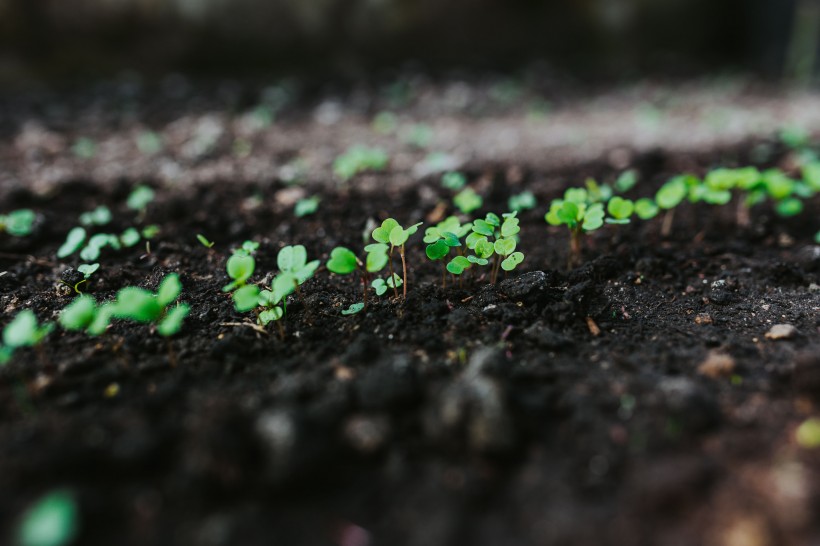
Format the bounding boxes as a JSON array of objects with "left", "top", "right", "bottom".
[
  {"left": 500, "top": 217, "right": 520, "bottom": 237},
  {"left": 564, "top": 187, "right": 588, "bottom": 204},
  {"left": 372, "top": 278, "right": 388, "bottom": 296},
  {"left": 226, "top": 254, "right": 255, "bottom": 285},
  {"left": 294, "top": 196, "right": 320, "bottom": 217},
  {"left": 296, "top": 260, "right": 320, "bottom": 283},
  {"left": 59, "top": 295, "right": 97, "bottom": 331},
  {"left": 389, "top": 226, "right": 409, "bottom": 246},
  {"left": 501, "top": 252, "right": 525, "bottom": 271},
  {"left": 278, "top": 245, "right": 307, "bottom": 273},
  {"left": 127, "top": 185, "right": 155, "bottom": 211},
  {"left": 17, "top": 490, "right": 78, "bottom": 546},
  {"left": 614, "top": 170, "right": 638, "bottom": 192},
  {"left": 386, "top": 273, "right": 403, "bottom": 288},
  {"left": 233, "top": 285, "right": 261, "bottom": 312},
  {"left": 57, "top": 227, "right": 87, "bottom": 259},
  {"left": 4, "top": 209, "right": 35, "bottom": 236},
  {"left": 372, "top": 218, "right": 399, "bottom": 243},
  {"left": 485, "top": 213, "right": 501, "bottom": 227},
  {"left": 475, "top": 238, "right": 494, "bottom": 259},
  {"left": 113, "top": 287, "right": 162, "bottom": 322},
  {"left": 494, "top": 238, "right": 516, "bottom": 256},
  {"left": 365, "top": 249, "right": 388, "bottom": 273},
  {"left": 327, "top": 247, "right": 358, "bottom": 275},
  {"left": 423, "top": 227, "right": 442, "bottom": 244},
  {"left": 508, "top": 191, "right": 536, "bottom": 212},
  {"left": 79, "top": 206, "right": 112, "bottom": 227},
  {"left": 426, "top": 240, "right": 449, "bottom": 261},
  {"left": 273, "top": 273, "right": 297, "bottom": 302},
  {"left": 453, "top": 187, "right": 482, "bottom": 214},
  {"left": 467, "top": 255, "right": 489, "bottom": 265},
  {"left": 447, "top": 255, "right": 471, "bottom": 275},
  {"left": 634, "top": 198, "right": 659, "bottom": 220},
  {"left": 157, "top": 304, "right": 189, "bottom": 336},
  {"left": 259, "top": 307, "right": 284, "bottom": 324},
  {"left": 465, "top": 231, "right": 484, "bottom": 249},
  {"left": 556, "top": 201, "right": 580, "bottom": 225},
  {"left": 441, "top": 231, "right": 461, "bottom": 247},
  {"left": 4, "top": 310, "right": 41, "bottom": 347},
  {"left": 341, "top": 302, "right": 365, "bottom": 315},
  {"left": 582, "top": 204, "right": 605, "bottom": 231},
  {"left": 157, "top": 273, "right": 182, "bottom": 307},
  {"left": 607, "top": 196, "right": 634, "bottom": 220},
  {"left": 472, "top": 219, "right": 494, "bottom": 236},
  {"left": 656, "top": 178, "right": 687, "bottom": 209},
  {"left": 775, "top": 197, "right": 803, "bottom": 217},
  {"left": 120, "top": 228, "right": 141, "bottom": 247},
  {"left": 197, "top": 234, "right": 214, "bottom": 248},
  {"left": 77, "top": 263, "right": 99, "bottom": 278},
  {"left": 87, "top": 304, "right": 114, "bottom": 336},
  {"left": 441, "top": 171, "right": 466, "bottom": 190}
]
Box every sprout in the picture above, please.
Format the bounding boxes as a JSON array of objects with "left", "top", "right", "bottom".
[
  {"left": 614, "top": 169, "right": 639, "bottom": 193},
  {"left": 127, "top": 185, "right": 155, "bottom": 215},
  {"left": 142, "top": 225, "right": 161, "bottom": 239},
  {"left": 72, "top": 137, "right": 96, "bottom": 159},
  {"left": 136, "top": 130, "right": 163, "bottom": 155},
  {"left": 634, "top": 198, "right": 659, "bottom": 220},
  {"left": 341, "top": 302, "right": 365, "bottom": 315},
  {"left": 424, "top": 216, "right": 471, "bottom": 287},
  {"left": 453, "top": 187, "right": 483, "bottom": 214},
  {"left": 0, "top": 209, "right": 36, "bottom": 237},
  {"left": 605, "top": 196, "right": 635, "bottom": 224},
  {"left": 223, "top": 254, "right": 258, "bottom": 311},
  {"left": 453, "top": 212, "right": 522, "bottom": 283},
  {"left": 441, "top": 171, "right": 467, "bottom": 190},
  {"left": 545, "top": 189, "right": 605, "bottom": 268},
  {"left": 508, "top": 191, "right": 537, "bottom": 212},
  {"left": 327, "top": 242, "right": 389, "bottom": 307},
  {"left": 371, "top": 218, "right": 422, "bottom": 298},
  {"left": 58, "top": 294, "right": 113, "bottom": 335},
  {"left": 271, "top": 244, "right": 320, "bottom": 308},
  {"left": 0, "top": 310, "right": 53, "bottom": 364},
  {"left": 111, "top": 273, "right": 189, "bottom": 336},
  {"left": 197, "top": 234, "right": 215, "bottom": 248},
  {"left": 16, "top": 490, "right": 78, "bottom": 546},
  {"left": 120, "top": 228, "right": 141, "bottom": 248},
  {"left": 333, "top": 146, "right": 389, "bottom": 181},
  {"left": 57, "top": 227, "right": 87, "bottom": 259},
  {"left": 79, "top": 206, "right": 112, "bottom": 227},
  {"left": 295, "top": 196, "right": 320, "bottom": 217},
  {"left": 372, "top": 111, "right": 398, "bottom": 134},
  {"left": 654, "top": 175, "right": 695, "bottom": 236},
  {"left": 400, "top": 123, "right": 434, "bottom": 148},
  {"left": 77, "top": 263, "right": 99, "bottom": 278},
  {"left": 372, "top": 273, "right": 402, "bottom": 296}
]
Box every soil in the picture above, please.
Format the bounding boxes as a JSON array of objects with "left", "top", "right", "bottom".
[{"left": 1, "top": 81, "right": 820, "bottom": 546}]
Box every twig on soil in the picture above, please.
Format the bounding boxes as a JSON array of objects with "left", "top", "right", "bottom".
[{"left": 585, "top": 316, "right": 601, "bottom": 336}]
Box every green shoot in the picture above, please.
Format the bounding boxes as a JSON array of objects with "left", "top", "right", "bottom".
[
  {"left": 57, "top": 227, "right": 86, "bottom": 259},
  {"left": 424, "top": 216, "right": 471, "bottom": 287},
  {"left": 327, "top": 243, "right": 389, "bottom": 307},
  {"left": 371, "top": 218, "right": 422, "bottom": 298},
  {"left": 400, "top": 123, "right": 433, "bottom": 148},
  {"left": 372, "top": 273, "right": 402, "bottom": 296},
  {"left": 120, "top": 228, "right": 141, "bottom": 248},
  {"left": 58, "top": 294, "right": 114, "bottom": 336},
  {"left": 372, "top": 111, "right": 398, "bottom": 134},
  {"left": 545, "top": 189, "right": 605, "bottom": 268},
  {"left": 0, "top": 310, "right": 53, "bottom": 365},
  {"left": 72, "top": 137, "right": 96, "bottom": 159},
  {"left": 111, "top": 273, "right": 189, "bottom": 336},
  {"left": 136, "top": 131, "right": 163, "bottom": 155},
  {"left": 508, "top": 191, "right": 537, "bottom": 212},
  {"left": 605, "top": 196, "right": 635, "bottom": 224},
  {"left": 295, "top": 196, "right": 320, "bottom": 217},
  {"left": 634, "top": 198, "right": 659, "bottom": 220},
  {"left": 16, "top": 490, "right": 78, "bottom": 546},
  {"left": 223, "top": 254, "right": 258, "bottom": 311},
  {"left": 453, "top": 187, "right": 483, "bottom": 214},
  {"left": 455, "top": 212, "right": 523, "bottom": 283},
  {"left": 79, "top": 206, "right": 112, "bottom": 227},
  {"left": 333, "top": 146, "right": 388, "bottom": 181},
  {"left": 614, "top": 169, "right": 639, "bottom": 193},
  {"left": 60, "top": 263, "right": 99, "bottom": 294},
  {"left": 127, "top": 185, "right": 155, "bottom": 215},
  {"left": 341, "top": 302, "right": 365, "bottom": 315},
  {"left": 441, "top": 171, "right": 467, "bottom": 191},
  {"left": 197, "top": 234, "right": 215, "bottom": 248},
  {"left": 0, "top": 209, "right": 36, "bottom": 236}
]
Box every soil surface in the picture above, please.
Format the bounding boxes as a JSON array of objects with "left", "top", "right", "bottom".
[{"left": 1, "top": 80, "right": 820, "bottom": 546}]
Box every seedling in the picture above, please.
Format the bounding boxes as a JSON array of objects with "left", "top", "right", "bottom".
[
  {"left": 272, "top": 244, "right": 320, "bottom": 308},
  {"left": 372, "top": 273, "right": 403, "bottom": 295},
  {"left": 58, "top": 294, "right": 114, "bottom": 336},
  {"left": 333, "top": 146, "right": 389, "bottom": 181},
  {"left": 111, "top": 273, "right": 190, "bottom": 337},
  {"left": 545, "top": 189, "right": 605, "bottom": 268},
  {"left": 197, "top": 234, "right": 215, "bottom": 249},
  {"left": 326, "top": 243, "right": 389, "bottom": 307},
  {"left": 72, "top": 137, "right": 96, "bottom": 159},
  {"left": 233, "top": 240, "right": 259, "bottom": 257},
  {"left": 614, "top": 169, "right": 639, "bottom": 193},
  {"left": 453, "top": 187, "right": 483, "bottom": 214},
  {"left": 341, "top": 302, "right": 365, "bottom": 315},
  {"left": 372, "top": 111, "right": 398, "bottom": 134},
  {"left": 456, "top": 212, "right": 523, "bottom": 283},
  {"left": 605, "top": 196, "right": 635, "bottom": 224},
  {"left": 424, "top": 216, "right": 471, "bottom": 287},
  {"left": 295, "top": 196, "right": 320, "bottom": 217},
  {"left": 16, "top": 490, "right": 78, "bottom": 546},
  {"left": 223, "top": 253, "right": 258, "bottom": 311},
  {"left": 508, "top": 191, "right": 537, "bottom": 212},
  {"left": 371, "top": 218, "right": 422, "bottom": 298},
  {"left": 0, "top": 310, "right": 53, "bottom": 365},
  {"left": 441, "top": 172, "right": 467, "bottom": 191},
  {"left": 400, "top": 123, "right": 433, "bottom": 148},
  {"left": 136, "top": 131, "right": 163, "bottom": 155},
  {"left": 60, "top": 263, "right": 99, "bottom": 294},
  {"left": 654, "top": 175, "right": 695, "bottom": 236},
  {"left": 127, "top": 185, "right": 155, "bottom": 216},
  {"left": 0, "top": 209, "right": 35, "bottom": 236},
  {"left": 634, "top": 198, "right": 659, "bottom": 220},
  {"left": 79, "top": 206, "right": 112, "bottom": 227},
  {"left": 57, "top": 227, "right": 86, "bottom": 259}
]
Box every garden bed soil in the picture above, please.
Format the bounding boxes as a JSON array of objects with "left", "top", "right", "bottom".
[{"left": 1, "top": 137, "right": 820, "bottom": 545}]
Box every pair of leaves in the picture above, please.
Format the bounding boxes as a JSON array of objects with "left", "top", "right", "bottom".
[
  {"left": 371, "top": 218, "right": 422, "bottom": 247},
  {"left": 372, "top": 274, "right": 402, "bottom": 296},
  {"left": 501, "top": 252, "right": 525, "bottom": 271},
  {"left": 278, "top": 245, "right": 320, "bottom": 283},
  {"left": 0, "top": 209, "right": 35, "bottom": 236},
  {"left": 3, "top": 310, "right": 53, "bottom": 349},
  {"left": 223, "top": 254, "right": 255, "bottom": 291}
]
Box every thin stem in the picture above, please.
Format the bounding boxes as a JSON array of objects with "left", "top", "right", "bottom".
[
  {"left": 400, "top": 244, "right": 408, "bottom": 299},
  {"left": 276, "top": 320, "right": 285, "bottom": 340},
  {"left": 569, "top": 227, "right": 582, "bottom": 270},
  {"left": 166, "top": 338, "right": 177, "bottom": 368},
  {"left": 360, "top": 269, "right": 369, "bottom": 309},
  {"left": 388, "top": 246, "right": 398, "bottom": 299},
  {"left": 661, "top": 208, "right": 675, "bottom": 238}
]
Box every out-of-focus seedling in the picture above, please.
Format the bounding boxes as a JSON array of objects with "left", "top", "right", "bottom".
[
  {"left": 371, "top": 218, "right": 422, "bottom": 298},
  {"left": 327, "top": 243, "right": 389, "bottom": 307},
  {"left": 545, "top": 189, "right": 605, "bottom": 269},
  {"left": 197, "top": 234, "right": 215, "bottom": 249},
  {"left": 79, "top": 206, "right": 112, "bottom": 227},
  {"left": 0, "top": 209, "right": 36, "bottom": 237},
  {"left": 223, "top": 254, "right": 258, "bottom": 312},
  {"left": 441, "top": 171, "right": 467, "bottom": 191},
  {"left": 112, "top": 273, "right": 190, "bottom": 337},
  {"left": 16, "top": 489, "right": 78, "bottom": 546},
  {"left": 508, "top": 191, "right": 537, "bottom": 212},
  {"left": 295, "top": 196, "right": 320, "bottom": 217},
  {"left": 453, "top": 187, "right": 482, "bottom": 215},
  {"left": 424, "top": 216, "right": 471, "bottom": 287},
  {"left": 0, "top": 310, "right": 53, "bottom": 365},
  {"left": 127, "top": 185, "right": 155, "bottom": 218},
  {"left": 333, "top": 146, "right": 389, "bottom": 181},
  {"left": 58, "top": 294, "right": 114, "bottom": 336}
]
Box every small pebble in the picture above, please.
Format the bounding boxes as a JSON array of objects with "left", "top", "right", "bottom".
[
  {"left": 765, "top": 324, "right": 798, "bottom": 341},
  {"left": 694, "top": 313, "right": 713, "bottom": 325},
  {"left": 697, "top": 351, "right": 735, "bottom": 379}
]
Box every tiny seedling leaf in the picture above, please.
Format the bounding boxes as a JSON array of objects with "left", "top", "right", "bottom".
[
  {"left": 57, "top": 227, "right": 87, "bottom": 259},
  {"left": 157, "top": 304, "right": 190, "bottom": 337},
  {"left": 233, "top": 285, "right": 261, "bottom": 312},
  {"left": 156, "top": 273, "right": 182, "bottom": 307},
  {"left": 17, "top": 490, "right": 78, "bottom": 546},
  {"left": 327, "top": 247, "right": 358, "bottom": 275},
  {"left": 341, "top": 302, "right": 365, "bottom": 315}
]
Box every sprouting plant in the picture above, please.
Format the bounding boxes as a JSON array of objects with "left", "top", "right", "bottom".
[
  {"left": 633, "top": 198, "right": 659, "bottom": 220},
  {"left": 372, "top": 273, "right": 403, "bottom": 296},
  {"left": 453, "top": 187, "right": 483, "bottom": 214},
  {"left": 508, "top": 191, "right": 537, "bottom": 212},
  {"left": 326, "top": 243, "right": 389, "bottom": 309},
  {"left": 0, "top": 209, "right": 36, "bottom": 236},
  {"left": 271, "top": 244, "right": 320, "bottom": 308},
  {"left": 371, "top": 218, "right": 422, "bottom": 298},
  {"left": 333, "top": 146, "right": 389, "bottom": 181},
  {"left": 57, "top": 227, "right": 86, "bottom": 259},
  {"left": 111, "top": 273, "right": 189, "bottom": 336},
  {"left": 223, "top": 253, "right": 258, "bottom": 311},
  {"left": 441, "top": 171, "right": 467, "bottom": 191},
  {"left": 0, "top": 310, "right": 53, "bottom": 365},
  {"left": 72, "top": 137, "right": 96, "bottom": 159},
  {"left": 60, "top": 263, "right": 100, "bottom": 294},
  {"left": 780, "top": 125, "right": 810, "bottom": 150},
  {"left": 815, "top": 230, "right": 820, "bottom": 244},
  {"left": 127, "top": 184, "right": 155, "bottom": 217},
  {"left": 605, "top": 196, "right": 635, "bottom": 225},
  {"left": 400, "top": 123, "right": 433, "bottom": 148},
  {"left": 295, "top": 196, "right": 320, "bottom": 217},
  {"left": 341, "top": 302, "right": 365, "bottom": 315},
  {"left": 654, "top": 175, "right": 695, "bottom": 236},
  {"left": 136, "top": 131, "right": 163, "bottom": 155},
  {"left": 759, "top": 168, "right": 811, "bottom": 218},
  {"left": 120, "top": 228, "right": 141, "bottom": 248},
  {"left": 58, "top": 294, "right": 114, "bottom": 336},
  {"left": 424, "top": 216, "right": 472, "bottom": 287},
  {"left": 233, "top": 240, "right": 259, "bottom": 257},
  {"left": 545, "top": 189, "right": 605, "bottom": 268},
  {"left": 197, "top": 234, "right": 215, "bottom": 249},
  {"left": 614, "top": 169, "right": 639, "bottom": 193},
  {"left": 452, "top": 212, "right": 523, "bottom": 283},
  {"left": 372, "top": 111, "right": 398, "bottom": 135},
  {"left": 79, "top": 205, "right": 112, "bottom": 227},
  {"left": 16, "top": 489, "right": 78, "bottom": 546}
]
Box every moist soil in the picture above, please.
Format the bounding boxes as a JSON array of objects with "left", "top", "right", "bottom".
[{"left": 1, "top": 138, "right": 819, "bottom": 546}]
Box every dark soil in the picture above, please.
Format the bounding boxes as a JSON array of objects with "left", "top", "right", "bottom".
[{"left": 1, "top": 124, "right": 820, "bottom": 545}]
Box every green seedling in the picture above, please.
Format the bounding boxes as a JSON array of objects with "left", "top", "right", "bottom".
[
  {"left": 0, "top": 310, "right": 53, "bottom": 365},
  {"left": 0, "top": 209, "right": 36, "bottom": 236},
  {"left": 120, "top": 228, "right": 141, "bottom": 248},
  {"left": 372, "top": 273, "right": 402, "bottom": 296},
  {"left": 111, "top": 273, "right": 189, "bottom": 336},
  {"left": 295, "top": 196, "right": 320, "bottom": 217},
  {"left": 57, "top": 227, "right": 86, "bottom": 259},
  {"left": 142, "top": 225, "right": 160, "bottom": 239},
  {"left": 72, "top": 137, "right": 96, "bottom": 159},
  {"left": 654, "top": 174, "right": 696, "bottom": 236},
  {"left": 371, "top": 218, "right": 422, "bottom": 298},
  {"left": 233, "top": 240, "right": 259, "bottom": 257},
  {"left": 424, "top": 216, "right": 471, "bottom": 287},
  {"left": 341, "top": 302, "right": 365, "bottom": 315},
  {"left": 457, "top": 212, "right": 523, "bottom": 283},
  {"left": 634, "top": 198, "right": 659, "bottom": 220},
  {"left": 58, "top": 294, "right": 114, "bottom": 336},
  {"left": 136, "top": 130, "right": 163, "bottom": 155},
  {"left": 453, "top": 187, "right": 483, "bottom": 214},
  {"left": 372, "top": 111, "right": 398, "bottom": 134},
  {"left": 606, "top": 196, "right": 635, "bottom": 224},
  {"left": 780, "top": 126, "right": 810, "bottom": 150},
  {"left": 545, "top": 188, "right": 605, "bottom": 268},
  {"left": 127, "top": 185, "right": 155, "bottom": 217},
  {"left": 60, "top": 263, "right": 99, "bottom": 294},
  {"left": 441, "top": 171, "right": 467, "bottom": 191},
  {"left": 223, "top": 253, "right": 258, "bottom": 311},
  {"left": 327, "top": 243, "right": 389, "bottom": 307},
  {"left": 584, "top": 178, "right": 613, "bottom": 204},
  {"left": 333, "top": 146, "right": 389, "bottom": 181},
  {"left": 815, "top": 230, "right": 820, "bottom": 244},
  {"left": 16, "top": 489, "right": 78, "bottom": 546},
  {"left": 614, "top": 170, "right": 639, "bottom": 193},
  {"left": 79, "top": 206, "right": 112, "bottom": 227},
  {"left": 272, "top": 244, "right": 320, "bottom": 307},
  {"left": 508, "top": 191, "right": 537, "bottom": 212},
  {"left": 400, "top": 123, "right": 433, "bottom": 148},
  {"left": 197, "top": 234, "right": 215, "bottom": 249}
]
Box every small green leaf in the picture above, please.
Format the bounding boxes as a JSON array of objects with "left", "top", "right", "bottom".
[
  {"left": 59, "top": 296, "right": 97, "bottom": 331},
  {"left": 614, "top": 170, "right": 638, "bottom": 193},
  {"left": 500, "top": 217, "right": 520, "bottom": 237},
  {"left": 472, "top": 219, "right": 494, "bottom": 236},
  {"left": 426, "top": 240, "right": 449, "bottom": 261},
  {"left": 294, "top": 196, "right": 320, "bottom": 217},
  {"left": 157, "top": 274, "right": 182, "bottom": 307},
  {"left": 582, "top": 204, "right": 605, "bottom": 231},
  {"left": 3, "top": 310, "right": 51, "bottom": 348},
  {"left": 501, "top": 252, "right": 525, "bottom": 271},
  {"left": 775, "top": 197, "right": 803, "bottom": 217},
  {"left": 120, "top": 228, "right": 141, "bottom": 247},
  {"left": 127, "top": 185, "right": 155, "bottom": 212},
  {"left": 372, "top": 218, "right": 400, "bottom": 243},
  {"left": 57, "top": 227, "right": 87, "bottom": 259},
  {"left": 17, "top": 490, "right": 78, "bottom": 546},
  {"left": 259, "top": 307, "right": 284, "bottom": 324},
  {"left": 508, "top": 191, "right": 536, "bottom": 212},
  {"left": 453, "top": 187, "right": 482, "bottom": 214},
  {"left": 77, "top": 263, "right": 99, "bottom": 278},
  {"left": 197, "top": 234, "right": 214, "bottom": 248},
  {"left": 389, "top": 226, "right": 409, "bottom": 246},
  {"left": 87, "top": 304, "right": 114, "bottom": 336},
  {"left": 4, "top": 209, "right": 36, "bottom": 236},
  {"left": 607, "top": 196, "right": 634, "bottom": 220},
  {"left": 441, "top": 171, "right": 466, "bottom": 190},
  {"left": 327, "top": 247, "right": 358, "bottom": 275},
  {"left": 447, "top": 255, "right": 471, "bottom": 275},
  {"left": 556, "top": 201, "right": 580, "bottom": 225},
  {"left": 113, "top": 287, "right": 162, "bottom": 322},
  {"left": 278, "top": 245, "right": 308, "bottom": 273},
  {"left": 467, "top": 255, "right": 489, "bottom": 265},
  {"left": 273, "top": 273, "right": 297, "bottom": 302},
  {"left": 372, "top": 278, "right": 388, "bottom": 296},
  {"left": 475, "top": 239, "right": 494, "bottom": 259},
  {"left": 226, "top": 254, "right": 255, "bottom": 285},
  {"left": 157, "top": 304, "right": 189, "bottom": 336},
  {"left": 494, "top": 238, "right": 516, "bottom": 256},
  {"left": 656, "top": 178, "right": 688, "bottom": 209},
  {"left": 365, "top": 249, "right": 388, "bottom": 273},
  {"left": 233, "top": 285, "right": 261, "bottom": 312},
  {"left": 296, "top": 260, "right": 320, "bottom": 283},
  {"left": 341, "top": 302, "right": 365, "bottom": 315},
  {"left": 634, "top": 198, "right": 659, "bottom": 220},
  {"left": 79, "top": 206, "right": 111, "bottom": 227}
]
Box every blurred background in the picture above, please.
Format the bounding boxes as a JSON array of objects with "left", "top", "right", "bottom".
[{"left": 0, "top": 0, "right": 817, "bottom": 83}]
